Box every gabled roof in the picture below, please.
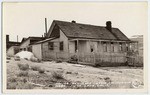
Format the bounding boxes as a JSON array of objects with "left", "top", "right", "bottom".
[
  {"left": 31, "top": 37, "right": 57, "bottom": 45},
  {"left": 47, "top": 20, "right": 130, "bottom": 41},
  {"left": 21, "top": 36, "right": 45, "bottom": 45},
  {"left": 21, "top": 38, "right": 27, "bottom": 43}
]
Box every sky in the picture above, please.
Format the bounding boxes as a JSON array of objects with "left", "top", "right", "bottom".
[{"left": 3, "top": 2, "right": 147, "bottom": 42}]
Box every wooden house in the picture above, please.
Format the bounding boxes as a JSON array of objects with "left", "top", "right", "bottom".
[
  {"left": 7, "top": 46, "right": 20, "bottom": 56},
  {"left": 20, "top": 37, "right": 44, "bottom": 52},
  {"left": 32, "top": 20, "right": 138, "bottom": 66},
  {"left": 6, "top": 35, "right": 21, "bottom": 56},
  {"left": 6, "top": 35, "right": 21, "bottom": 50}
]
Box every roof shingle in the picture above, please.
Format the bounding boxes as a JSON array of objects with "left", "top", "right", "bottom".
[{"left": 48, "top": 20, "right": 130, "bottom": 41}]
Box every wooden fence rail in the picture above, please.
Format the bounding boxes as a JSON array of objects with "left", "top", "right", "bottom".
[{"left": 43, "top": 51, "right": 143, "bottom": 67}]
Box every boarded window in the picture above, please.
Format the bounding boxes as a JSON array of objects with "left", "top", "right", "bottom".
[
  {"left": 103, "top": 42, "right": 107, "bottom": 52},
  {"left": 111, "top": 42, "right": 114, "bottom": 52},
  {"left": 48, "top": 42, "right": 54, "bottom": 50},
  {"left": 60, "top": 41, "right": 63, "bottom": 51}
]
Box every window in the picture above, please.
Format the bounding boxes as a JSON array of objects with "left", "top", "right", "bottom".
[
  {"left": 103, "top": 42, "right": 107, "bottom": 52},
  {"left": 126, "top": 44, "right": 129, "bottom": 51},
  {"left": 119, "top": 43, "right": 123, "bottom": 52},
  {"left": 111, "top": 42, "right": 114, "bottom": 52},
  {"left": 75, "top": 40, "right": 77, "bottom": 52},
  {"left": 28, "top": 46, "right": 32, "bottom": 52},
  {"left": 60, "top": 41, "right": 63, "bottom": 51},
  {"left": 48, "top": 42, "right": 54, "bottom": 50},
  {"left": 24, "top": 48, "right": 26, "bottom": 51},
  {"left": 20, "top": 48, "right": 22, "bottom": 51},
  {"left": 90, "top": 45, "right": 94, "bottom": 52}
]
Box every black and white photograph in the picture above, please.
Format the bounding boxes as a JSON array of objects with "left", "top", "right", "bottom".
[{"left": 2, "top": 1, "right": 148, "bottom": 93}]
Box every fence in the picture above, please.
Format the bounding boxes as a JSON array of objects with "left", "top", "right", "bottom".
[
  {"left": 43, "top": 51, "right": 74, "bottom": 61},
  {"left": 127, "top": 55, "right": 143, "bottom": 67},
  {"left": 77, "top": 52, "right": 127, "bottom": 66},
  {"left": 42, "top": 51, "right": 143, "bottom": 67}
]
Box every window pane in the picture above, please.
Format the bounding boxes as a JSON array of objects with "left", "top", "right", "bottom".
[
  {"left": 48, "top": 42, "right": 54, "bottom": 50},
  {"left": 103, "top": 42, "right": 107, "bottom": 52},
  {"left": 60, "top": 41, "right": 63, "bottom": 51},
  {"left": 111, "top": 42, "right": 114, "bottom": 52}
]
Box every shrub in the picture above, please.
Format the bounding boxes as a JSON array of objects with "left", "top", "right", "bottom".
[
  {"left": 56, "top": 59, "right": 62, "bottom": 63},
  {"left": 68, "top": 55, "right": 78, "bottom": 64},
  {"left": 14, "top": 56, "right": 20, "bottom": 61},
  {"left": 7, "top": 57, "right": 11, "bottom": 60},
  {"left": 7, "top": 82, "right": 17, "bottom": 89},
  {"left": 16, "top": 82, "right": 34, "bottom": 89},
  {"left": 38, "top": 68, "right": 45, "bottom": 74},
  {"left": 8, "top": 77, "right": 17, "bottom": 83},
  {"left": 104, "top": 77, "right": 112, "bottom": 84},
  {"left": 30, "top": 65, "right": 40, "bottom": 71},
  {"left": 70, "top": 55, "right": 78, "bottom": 61},
  {"left": 24, "top": 58, "right": 28, "bottom": 60},
  {"left": 16, "top": 56, "right": 20, "bottom": 58},
  {"left": 18, "top": 63, "right": 29, "bottom": 71},
  {"left": 17, "top": 71, "right": 28, "bottom": 77},
  {"left": 30, "top": 56, "right": 38, "bottom": 62},
  {"left": 52, "top": 71, "right": 64, "bottom": 79},
  {"left": 37, "top": 59, "right": 42, "bottom": 63}
]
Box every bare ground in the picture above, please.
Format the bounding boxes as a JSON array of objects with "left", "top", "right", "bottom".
[{"left": 6, "top": 58, "right": 143, "bottom": 89}]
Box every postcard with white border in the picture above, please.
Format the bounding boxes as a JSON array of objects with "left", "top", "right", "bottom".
[{"left": 2, "top": 1, "right": 148, "bottom": 94}]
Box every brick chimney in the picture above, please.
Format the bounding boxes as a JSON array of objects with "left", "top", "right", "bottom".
[
  {"left": 106, "top": 21, "right": 112, "bottom": 32},
  {"left": 6, "top": 35, "right": 9, "bottom": 42},
  {"left": 72, "top": 20, "right": 76, "bottom": 23}
]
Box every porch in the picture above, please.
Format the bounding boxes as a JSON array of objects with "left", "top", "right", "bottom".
[{"left": 42, "top": 38, "right": 141, "bottom": 66}]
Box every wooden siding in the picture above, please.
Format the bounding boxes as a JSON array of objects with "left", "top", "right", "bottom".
[
  {"left": 59, "top": 30, "right": 69, "bottom": 52},
  {"left": 7, "top": 46, "right": 20, "bottom": 56},
  {"left": 20, "top": 39, "right": 30, "bottom": 50},
  {"left": 32, "top": 44, "right": 42, "bottom": 60}
]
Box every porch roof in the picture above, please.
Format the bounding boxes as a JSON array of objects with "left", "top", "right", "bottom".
[
  {"left": 30, "top": 37, "right": 57, "bottom": 45},
  {"left": 69, "top": 38, "right": 137, "bottom": 43}
]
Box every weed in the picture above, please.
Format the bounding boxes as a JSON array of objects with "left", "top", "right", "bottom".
[
  {"left": 8, "top": 77, "right": 17, "bottom": 83},
  {"left": 52, "top": 71, "right": 64, "bottom": 80},
  {"left": 14, "top": 56, "right": 20, "bottom": 61},
  {"left": 7, "top": 82, "right": 17, "bottom": 89},
  {"left": 68, "top": 55, "right": 78, "bottom": 64},
  {"left": 16, "top": 82, "right": 34, "bottom": 89},
  {"left": 18, "top": 63, "right": 29, "bottom": 71},
  {"left": 7, "top": 57, "right": 11, "bottom": 60},
  {"left": 31, "top": 65, "right": 40, "bottom": 71},
  {"left": 24, "top": 58, "right": 28, "bottom": 60},
  {"left": 38, "top": 68, "right": 45, "bottom": 74},
  {"left": 17, "top": 71, "right": 28, "bottom": 77},
  {"left": 56, "top": 59, "right": 62, "bottom": 63},
  {"left": 30, "top": 56, "right": 38, "bottom": 62}
]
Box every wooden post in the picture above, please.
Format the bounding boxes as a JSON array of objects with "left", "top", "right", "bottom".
[
  {"left": 77, "top": 39, "right": 79, "bottom": 63},
  {"left": 137, "top": 42, "right": 139, "bottom": 55}
]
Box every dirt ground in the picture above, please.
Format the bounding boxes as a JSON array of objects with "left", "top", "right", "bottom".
[{"left": 6, "top": 58, "right": 143, "bottom": 89}]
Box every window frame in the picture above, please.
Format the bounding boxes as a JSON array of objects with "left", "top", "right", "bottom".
[
  {"left": 59, "top": 41, "right": 64, "bottom": 51},
  {"left": 48, "top": 42, "right": 54, "bottom": 50},
  {"left": 119, "top": 42, "right": 123, "bottom": 52},
  {"left": 111, "top": 42, "right": 114, "bottom": 52},
  {"left": 103, "top": 42, "right": 107, "bottom": 52}
]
